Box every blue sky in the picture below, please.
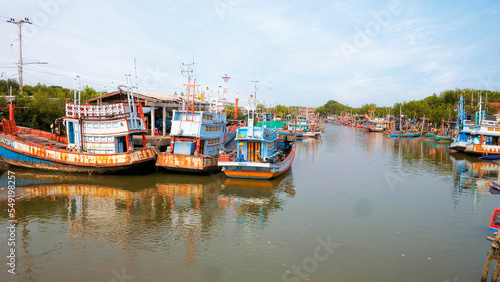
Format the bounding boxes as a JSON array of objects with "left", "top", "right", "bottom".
[{"left": 1, "top": 0, "right": 499, "bottom": 108}]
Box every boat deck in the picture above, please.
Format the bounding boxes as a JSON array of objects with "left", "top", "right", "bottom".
[{"left": 17, "top": 132, "right": 67, "bottom": 150}]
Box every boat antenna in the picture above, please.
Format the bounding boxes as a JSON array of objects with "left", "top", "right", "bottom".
[
  {"left": 251, "top": 80, "right": 259, "bottom": 107},
  {"left": 134, "top": 58, "right": 138, "bottom": 89},
  {"left": 73, "top": 76, "right": 77, "bottom": 103},
  {"left": 478, "top": 93, "right": 483, "bottom": 124},
  {"left": 125, "top": 74, "right": 137, "bottom": 117},
  {"left": 77, "top": 75, "right": 81, "bottom": 107},
  {"left": 248, "top": 80, "right": 258, "bottom": 137},
  {"left": 182, "top": 62, "right": 198, "bottom": 120}
]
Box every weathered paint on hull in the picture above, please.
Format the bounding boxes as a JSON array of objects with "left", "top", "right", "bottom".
[
  {"left": 223, "top": 169, "right": 286, "bottom": 179},
  {"left": 465, "top": 144, "right": 500, "bottom": 155},
  {"left": 156, "top": 153, "right": 220, "bottom": 173},
  {"left": 222, "top": 146, "right": 295, "bottom": 180},
  {"left": 0, "top": 134, "right": 157, "bottom": 174}
]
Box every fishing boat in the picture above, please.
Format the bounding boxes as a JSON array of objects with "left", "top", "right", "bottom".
[
  {"left": 279, "top": 118, "right": 321, "bottom": 139},
  {"left": 156, "top": 72, "right": 228, "bottom": 173},
  {"left": 389, "top": 107, "right": 420, "bottom": 138},
  {"left": 434, "top": 134, "right": 453, "bottom": 143},
  {"left": 433, "top": 119, "right": 455, "bottom": 143},
  {"left": 367, "top": 118, "right": 385, "bottom": 132},
  {"left": 218, "top": 91, "right": 295, "bottom": 180},
  {"left": 0, "top": 81, "right": 157, "bottom": 173},
  {"left": 464, "top": 114, "right": 500, "bottom": 155},
  {"left": 389, "top": 131, "right": 421, "bottom": 138},
  {"left": 450, "top": 95, "right": 479, "bottom": 152},
  {"left": 489, "top": 209, "right": 500, "bottom": 232},
  {"left": 425, "top": 131, "right": 436, "bottom": 138}
]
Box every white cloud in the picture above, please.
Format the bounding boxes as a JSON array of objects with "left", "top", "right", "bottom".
[{"left": 0, "top": 0, "right": 499, "bottom": 108}]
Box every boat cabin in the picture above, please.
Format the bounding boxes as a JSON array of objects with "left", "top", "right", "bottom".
[
  {"left": 235, "top": 126, "right": 278, "bottom": 162},
  {"left": 169, "top": 110, "right": 226, "bottom": 157},
  {"left": 65, "top": 102, "right": 147, "bottom": 154}
]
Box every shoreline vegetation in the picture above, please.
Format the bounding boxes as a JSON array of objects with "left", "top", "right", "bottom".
[
  {"left": 1, "top": 79, "right": 499, "bottom": 131},
  {"left": 314, "top": 89, "right": 500, "bottom": 125}
]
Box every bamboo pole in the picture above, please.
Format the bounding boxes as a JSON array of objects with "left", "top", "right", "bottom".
[
  {"left": 492, "top": 260, "right": 500, "bottom": 282},
  {"left": 482, "top": 231, "right": 500, "bottom": 282}
]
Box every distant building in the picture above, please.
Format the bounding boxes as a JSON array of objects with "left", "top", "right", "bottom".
[
  {"left": 87, "top": 89, "right": 209, "bottom": 136},
  {"left": 297, "top": 107, "right": 316, "bottom": 118}
]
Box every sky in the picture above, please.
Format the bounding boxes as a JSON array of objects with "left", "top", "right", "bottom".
[{"left": 1, "top": 0, "right": 499, "bottom": 108}]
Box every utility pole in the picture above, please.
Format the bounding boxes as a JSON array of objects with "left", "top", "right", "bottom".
[{"left": 7, "top": 18, "right": 32, "bottom": 96}]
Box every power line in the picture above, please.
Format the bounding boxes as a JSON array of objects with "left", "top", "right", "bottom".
[{"left": 36, "top": 25, "right": 181, "bottom": 64}]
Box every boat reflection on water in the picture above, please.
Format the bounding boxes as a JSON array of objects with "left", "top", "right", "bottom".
[
  {"left": 385, "top": 137, "right": 453, "bottom": 175},
  {"left": 220, "top": 172, "right": 295, "bottom": 229},
  {"left": 450, "top": 153, "right": 499, "bottom": 209},
  {"left": 0, "top": 169, "right": 294, "bottom": 268},
  {"left": 295, "top": 138, "right": 322, "bottom": 166}
]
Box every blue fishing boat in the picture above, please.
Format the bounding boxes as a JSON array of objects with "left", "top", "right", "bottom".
[
  {"left": 489, "top": 209, "right": 500, "bottom": 231},
  {"left": 0, "top": 80, "right": 157, "bottom": 173},
  {"left": 389, "top": 131, "right": 421, "bottom": 138},
  {"left": 389, "top": 106, "right": 420, "bottom": 138},
  {"left": 464, "top": 95, "right": 500, "bottom": 155},
  {"left": 218, "top": 90, "right": 295, "bottom": 180},
  {"left": 480, "top": 155, "right": 500, "bottom": 160},
  {"left": 156, "top": 72, "right": 229, "bottom": 173},
  {"left": 450, "top": 95, "right": 475, "bottom": 152}
]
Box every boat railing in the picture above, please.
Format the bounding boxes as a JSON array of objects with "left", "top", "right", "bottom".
[
  {"left": 211, "top": 113, "right": 226, "bottom": 124},
  {"left": 66, "top": 103, "right": 126, "bottom": 119}
]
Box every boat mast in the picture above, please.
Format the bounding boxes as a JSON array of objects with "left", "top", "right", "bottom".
[
  {"left": 399, "top": 104, "right": 402, "bottom": 133},
  {"left": 125, "top": 74, "right": 139, "bottom": 129},
  {"left": 182, "top": 62, "right": 198, "bottom": 121},
  {"left": 248, "top": 81, "right": 258, "bottom": 137},
  {"left": 479, "top": 94, "right": 483, "bottom": 125}
]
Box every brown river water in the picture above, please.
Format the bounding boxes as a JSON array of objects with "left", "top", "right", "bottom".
[{"left": 0, "top": 123, "right": 498, "bottom": 281}]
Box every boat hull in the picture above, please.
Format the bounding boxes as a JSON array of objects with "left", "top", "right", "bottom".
[
  {"left": 389, "top": 132, "right": 421, "bottom": 138},
  {"left": 277, "top": 129, "right": 303, "bottom": 138},
  {"left": 368, "top": 127, "right": 384, "bottom": 132},
  {"left": 0, "top": 134, "right": 156, "bottom": 174},
  {"left": 156, "top": 153, "right": 220, "bottom": 173},
  {"left": 219, "top": 146, "right": 295, "bottom": 180},
  {"left": 464, "top": 144, "right": 500, "bottom": 155},
  {"left": 434, "top": 135, "right": 452, "bottom": 143},
  {"left": 449, "top": 142, "right": 466, "bottom": 152}
]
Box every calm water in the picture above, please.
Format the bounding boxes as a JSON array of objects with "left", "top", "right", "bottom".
[{"left": 0, "top": 124, "right": 499, "bottom": 281}]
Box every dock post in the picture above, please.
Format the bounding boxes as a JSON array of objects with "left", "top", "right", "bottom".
[
  {"left": 482, "top": 231, "right": 500, "bottom": 282},
  {"left": 151, "top": 106, "right": 155, "bottom": 136},
  {"left": 162, "top": 106, "right": 167, "bottom": 136}
]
